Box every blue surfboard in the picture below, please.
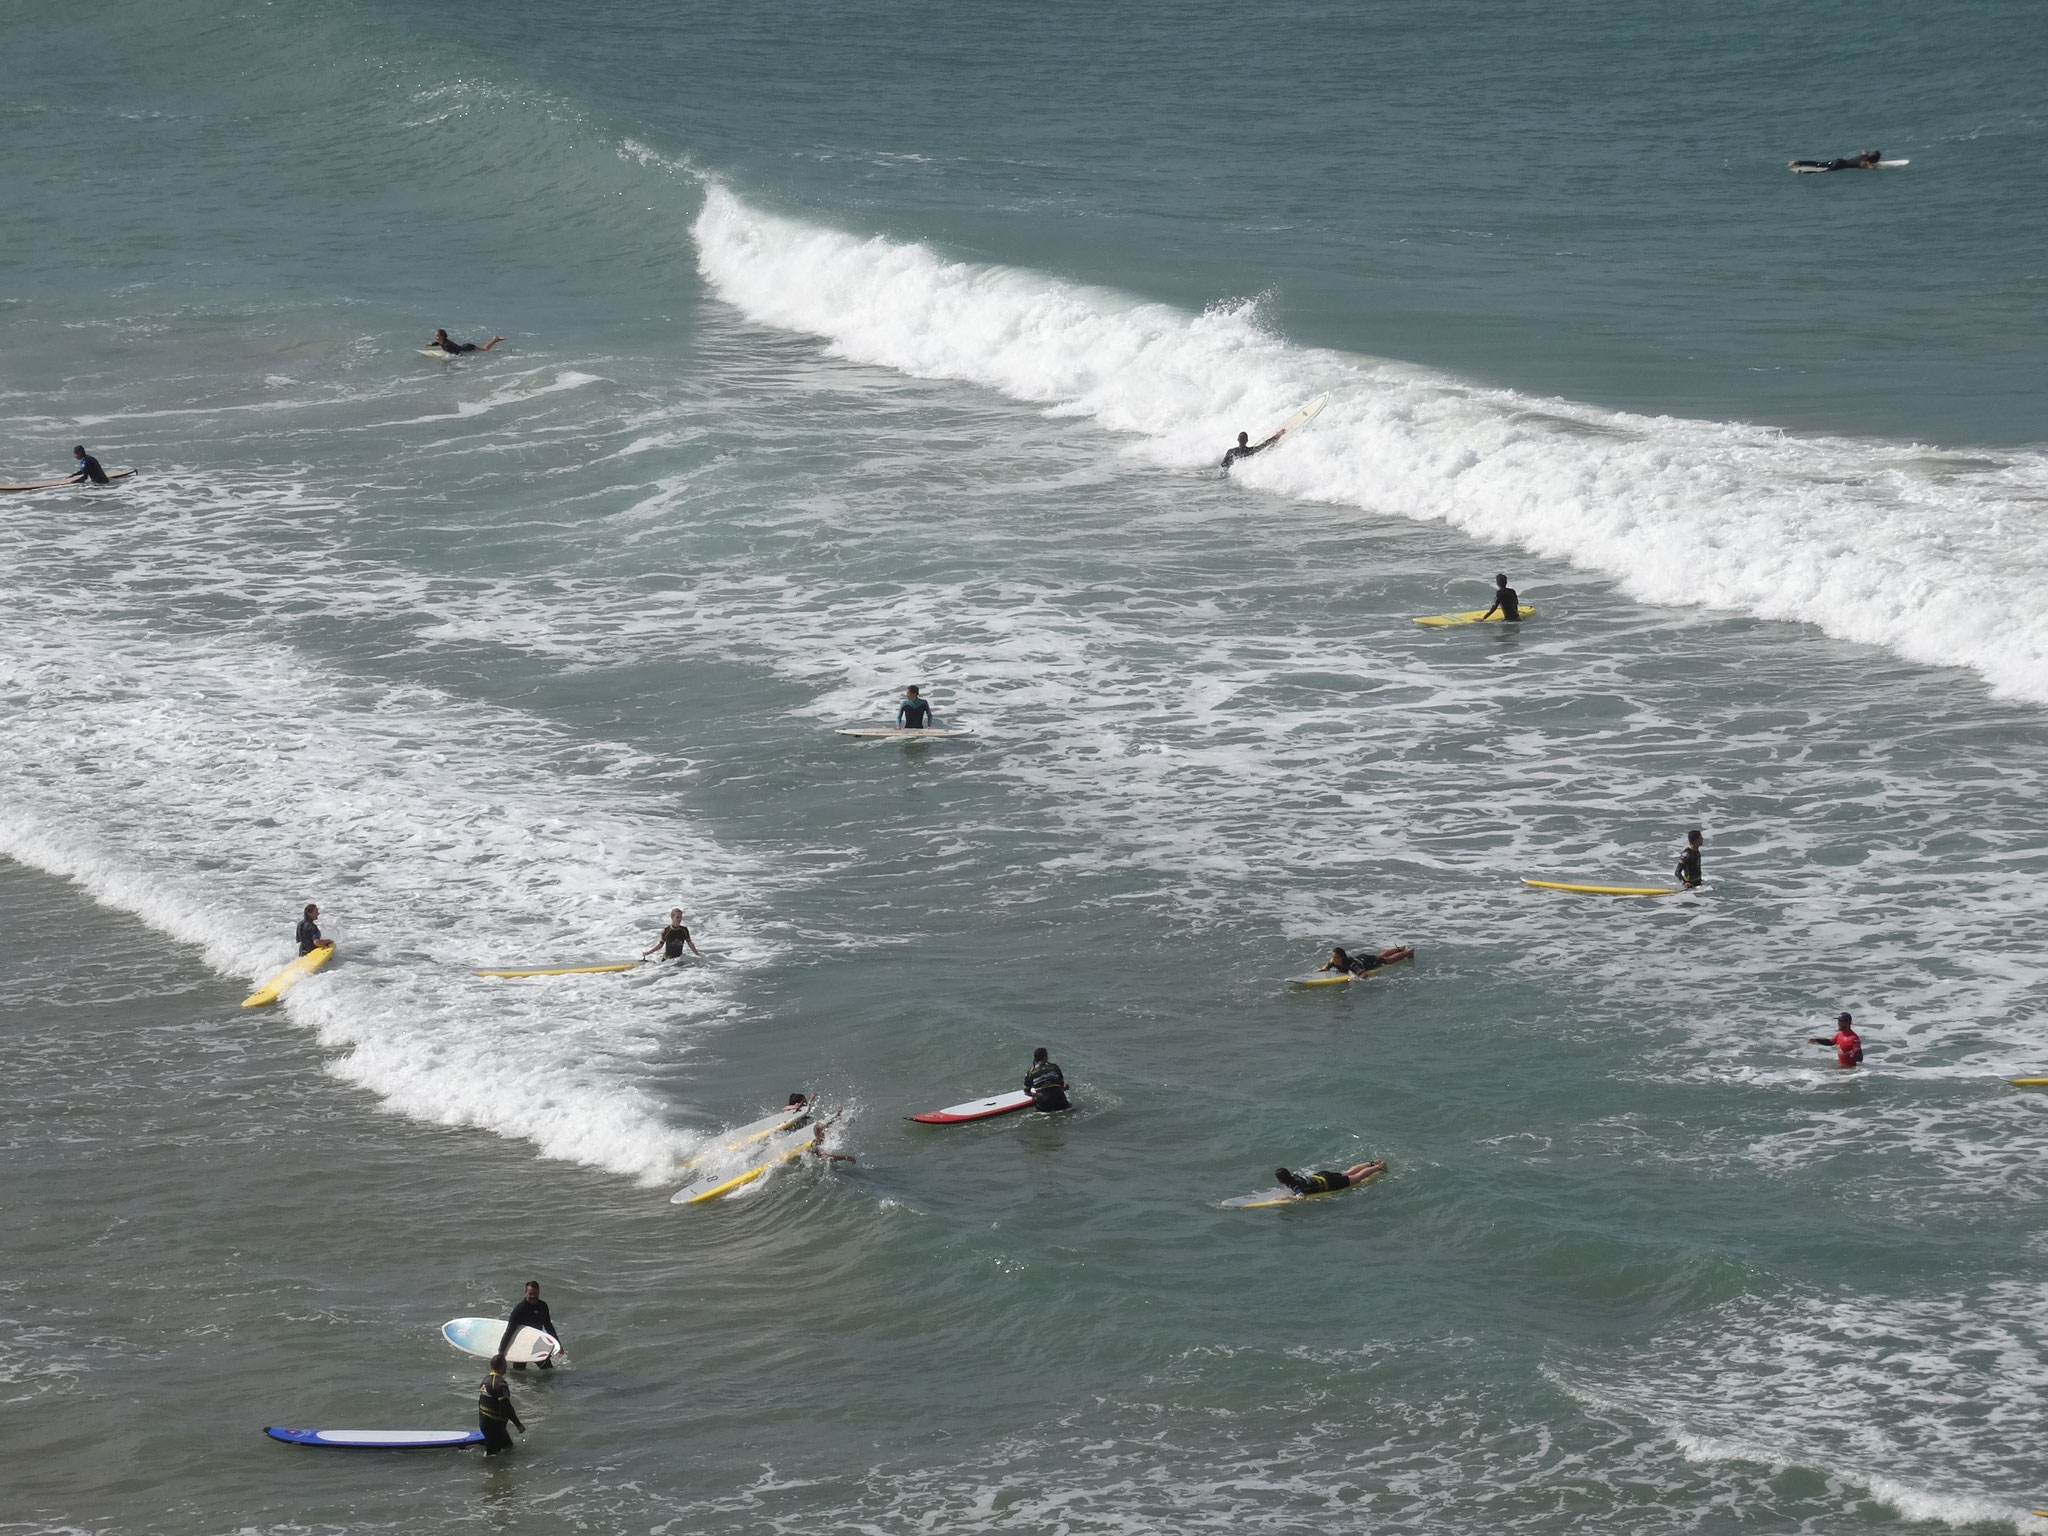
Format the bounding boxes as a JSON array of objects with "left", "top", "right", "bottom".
[{"left": 266, "top": 1426, "right": 484, "bottom": 1449}]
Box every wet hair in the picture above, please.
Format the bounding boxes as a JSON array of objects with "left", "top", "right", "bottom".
[
  {"left": 1495, "top": 573, "right": 1508, "bottom": 585},
  {"left": 906, "top": 684, "right": 920, "bottom": 695},
  {"left": 1837, "top": 1012, "right": 1853, "bottom": 1026},
  {"left": 1031, "top": 1047, "right": 1049, "bottom": 1063},
  {"left": 1687, "top": 828, "right": 1702, "bottom": 842},
  {"left": 1274, "top": 1167, "right": 1293, "bottom": 1183},
  {"left": 1237, "top": 431, "right": 1249, "bottom": 445},
  {"left": 525, "top": 1279, "right": 540, "bottom": 1291},
  {"left": 787, "top": 1092, "right": 808, "bottom": 1106},
  {"left": 303, "top": 903, "right": 318, "bottom": 916},
  {"left": 72, "top": 444, "right": 86, "bottom": 455},
  {"left": 488, "top": 1353, "right": 507, "bottom": 1372}
]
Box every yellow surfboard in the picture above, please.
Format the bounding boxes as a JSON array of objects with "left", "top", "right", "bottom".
[
  {"left": 670, "top": 1126, "right": 813, "bottom": 1205},
  {"left": 1413, "top": 603, "right": 1536, "bottom": 628},
  {"left": 1522, "top": 878, "right": 1678, "bottom": 897},
  {"left": 2012, "top": 1078, "right": 2048, "bottom": 1088},
  {"left": 1286, "top": 952, "right": 1414, "bottom": 989},
  {"left": 474, "top": 962, "right": 640, "bottom": 978},
  {"left": 1225, "top": 1166, "right": 1385, "bottom": 1210},
  {"left": 242, "top": 946, "right": 334, "bottom": 1007}
]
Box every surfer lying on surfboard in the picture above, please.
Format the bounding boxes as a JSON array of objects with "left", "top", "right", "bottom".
[
  {"left": 429, "top": 327, "right": 503, "bottom": 353},
  {"left": 1275, "top": 1161, "right": 1386, "bottom": 1198},
  {"left": 1788, "top": 149, "right": 1881, "bottom": 171},
  {"left": 1319, "top": 945, "right": 1415, "bottom": 978}
]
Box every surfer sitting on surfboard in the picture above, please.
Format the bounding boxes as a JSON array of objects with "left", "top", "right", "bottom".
[
  {"left": 642, "top": 908, "right": 702, "bottom": 962},
  {"left": 1319, "top": 945, "right": 1415, "bottom": 977},
  {"left": 1674, "top": 829, "right": 1704, "bottom": 889},
  {"left": 1222, "top": 428, "right": 1282, "bottom": 470},
  {"left": 429, "top": 327, "right": 503, "bottom": 353},
  {"left": 1788, "top": 149, "right": 1881, "bottom": 171},
  {"left": 1024, "top": 1047, "right": 1071, "bottom": 1112},
  {"left": 67, "top": 446, "right": 110, "bottom": 485},
  {"left": 1275, "top": 1161, "right": 1385, "bottom": 1198},
  {"left": 1477, "top": 574, "right": 1521, "bottom": 623},
  {"left": 295, "top": 903, "right": 335, "bottom": 956},
  {"left": 896, "top": 685, "right": 935, "bottom": 729},
  {"left": 1807, "top": 1012, "right": 1863, "bottom": 1069}
]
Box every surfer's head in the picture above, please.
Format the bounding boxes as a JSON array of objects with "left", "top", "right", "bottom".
[
  {"left": 1274, "top": 1167, "right": 1293, "bottom": 1184},
  {"left": 1687, "top": 828, "right": 1703, "bottom": 847},
  {"left": 1237, "top": 431, "right": 1250, "bottom": 446},
  {"left": 788, "top": 1092, "right": 808, "bottom": 1106},
  {"left": 434, "top": 328, "right": 450, "bottom": 341},
  {"left": 1330, "top": 947, "right": 1350, "bottom": 963},
  {"left": 304, "top": 903, "right": 318, "bottom": 919},
  {"left": 488, "top": 1353, "right": 507, "bottom": 1373},
  {"left": 72, "top": 445, "right": 86, "bottom": 459},
  {"left": 1496, "top": 573, "right": 1508, "bottom": 587},
  {"left": 670, "top": 908, "right": 684, "bottom": 922},
  {"left": 905, "top": 684, "right": 920, "bottom": 697},
  {"left": 1837, "top": 1012, "right": 1854, "bottom": 1027},
  {"left": 524, "top": 1281, "right": 540, "bottom": 1299},
  {"left": 1032, "top": 1047, "right": 1049, "bottom": 1064}
]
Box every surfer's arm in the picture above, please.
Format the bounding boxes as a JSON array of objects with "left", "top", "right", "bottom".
[{"left": 641, "top": 935, "right": 664, "bottom": 958}]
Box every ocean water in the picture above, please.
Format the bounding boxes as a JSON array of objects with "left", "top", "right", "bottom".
[{"left": 3, "top": 0, "right": 2046, "bottom": 1531}]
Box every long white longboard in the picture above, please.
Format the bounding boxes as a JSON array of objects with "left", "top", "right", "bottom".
[
  {"left": 837, "top": 727, "right": 975, "bottom": 739},
  {"left": 1791, "top": 158, "right": 1909, "bottom": 173},
  {"left": 907, "top": 1089, "right": 1034, "bottom": 1125},
  {"left": 0, "top": 469, "right": 136, "bottom": 492}
]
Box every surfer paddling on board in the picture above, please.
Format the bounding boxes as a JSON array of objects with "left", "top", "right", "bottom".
[
  {"left": 1674, "top": 829, "right": 1705, "bottom": 889},
  {"left": 896, "top": 685, "right": 935, "bottom": 729},
  {"left": 1222, "top": 427, "right": 1282, "bottom": 470},
  {"left": 429, "top": 327, "right": 503, "bottom": 353},
  {"left": 477, "top": 1355, "right": 525, "bottom": 1453},
  {"left": 1275, "top": 1161, "right": 1386, "bottom": 1198},
  {"left": 66, "top": 446, "right": 111, "bottom": 485},
  {"left": 642, "top": 909, "right": 701, "bottom": 962},
  {"left": 805, "top": 1117, "right": 856, "bottom": 1164},
  {"left": 1788, "top": 149, "right": 1882, "bottom": 172},
  {"left": 1319, "top": 945, "right": 1415, "bottom": 977},
  {"left": 1024, "top": 1047, "right": 1071, "bottom": 1112},
  {"left": 500, "top": 1280, "right": 563, "bottom": 1371},
  {"left": 1477, "top": 574, "right": 1522, "bottom": 623},
  {"left": 295, "top": 904, "right": 335, "bottom": 956},
  {"left": 1808, "top": 1012, "right": 1864, "bottom": 1069}
]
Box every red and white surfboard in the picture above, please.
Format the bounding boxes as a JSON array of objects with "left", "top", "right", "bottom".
[{"left": 906, "top": 1089, "right": 1035, "bottom": 1125}]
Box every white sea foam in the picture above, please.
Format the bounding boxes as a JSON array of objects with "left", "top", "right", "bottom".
[{"left": 692, "top": 183, "right": 2048, "bottom": 706}]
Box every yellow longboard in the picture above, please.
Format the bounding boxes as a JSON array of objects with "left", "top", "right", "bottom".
[
  {"left": 474, "top": 962, "right": 640, "bottom": 978},
  {"left": 670, "top": 1126, "right": 813, "bottom": 1205},
  {"left": 242, "top": 946, "right": 334, "bottom": 1007},
  {"left": 2012, "top": 1078, "right": 2048, "bottom": 1088},
  {"left": 1225, "top": 1166, "right": 1385, "bottom": 1210},
  {"left": 1286, "top": 952, "right": 1415, "bottom": 988},
  {"left": 1413, "top": 603, "right": 1536, "bottom": 628},
  {"left": 1523, "top": 878, "right": 1678, "bottom": 897}
]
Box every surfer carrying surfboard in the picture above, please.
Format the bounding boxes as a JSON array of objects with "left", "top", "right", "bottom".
[
  {"left": 429, "top": 327, "right": 503, "bottom": 353},
  {"left": 1807, "top": 1012, "right": 1863, "bottom": 1069},
  {"left": 1476, "top": 574, "right": 1522, "bottom": 623},
  {"left": 1275, "top": 1161, "right": 1386, "bottom": 1198},
  {"left": 1221, "top": 428, "right": 1282, "bottom": 470},
  {"left": 642, "top": 908, "right": 702, "bottom": 961},
  {"left": 294, "top": 903, "right": 335, "bottom": 956},
  {"left": 1674, "top": 829, "right": 1705, "bottom": 889},
  {"left": 67, "top": 446, "right": 111, "bottom": 485},
  {"left": 1318, "top": 945, "right": 1415, "bottom": 977},
  {"left": 500, "top": 1281, "right": 564, "bottom": 1370}
]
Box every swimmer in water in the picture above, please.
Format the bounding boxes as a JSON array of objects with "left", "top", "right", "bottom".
[
  {"left": 1319, "top": 944, "right": 1416, "bottom": 977},
  {"left": 1274, "top": 1161, "right": 1387, "bottom": 1198},
  {"left": 430, "top": 327, "right": 503, "bottom": 353}
]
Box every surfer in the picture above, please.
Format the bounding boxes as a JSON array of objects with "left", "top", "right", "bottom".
[
  {"left": 1023, "top": 1047, "right": 1071, "bottom": 1112},
  {"left": 294, "top": 903, "right": 335, "bottom": 956},
  {"left": 500, "top": 1280, "right": 563, "bottom": 1371},
  {"left": 641, "top": 908, "right": 701, "bottom": 961},
  {"left": 1674, "top": 829, "right": 1704, "bottom": 889},
  {"left": 1319, "top": 945, "right": 1416, "bottom": 977},
  {"left": 781, "top": 1091, "right": 819, "bottom": 1129},
  {"left": 67, "top": 446, "right": 110, "bottom": 485},
  {"left": 1808, "top": 1012, "right": 1864, "bottom": 1069},
  {"left": 805, "top": 1118, "right": 855, "bottom": 1164},
  {"left": 477, "top": 1355, "right": 526, "bottom": 1453},
  {"left": 1477, "top": 574, "right": 1522, "bottom": 623},
  {"left": 1222, "top": 428, "right": 1281, "bottom": 470},
  {"left": 896, "top": 685, "right": 934, "bottom": 729},
  {"left": 429, "top": 327, "right": 503, "bottom": 353},
  {"left": 1275, "top": 1161, "right": 1386, "bottom": 1198},
  {"left": 1788, "top": 149, "right": 1881, "bottom": 171}
]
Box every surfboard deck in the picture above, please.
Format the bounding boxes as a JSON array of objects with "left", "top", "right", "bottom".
[
  {"left": 1270, "top": 395, "right": 1327, "bottom": 441},
  {"left": 836, "top": 727, "right": 975, "bottom": 739},
  {"left": 1413, "top": 603, "right": 1538, "bottom": 628},
  {"left": 1225, "top": 1166, "right": 1384, "bottom": 1209},
  {"left": 441, "top": 1317, "right": 560, "bottom": 1363},
  {"left": 474, "top": 962, "right": 639, "bottom": 978},
  {"left": 1522, "top": 879, "right": 1680, "bottom": 897},
  {"left": 680, "top": 1103, "right": 814, "bottom": 1168},
  {"left": 0, "top": 469, "right": 136, "bottom": 492},
  {"left": 419, "top": 348, "right": 459, "bottom": 359},
  {"left": 907, "top": 1089, "right": 1035, "bottom": 1125},
  {"left": 267, "top": 1426, "right": 485, "bottom": 1448},
  {"left": 670, "top": 1124, "right": 813, "bottom": 1204},
  {"left": 242, "top": 946, "right": 334, "bottom": 1007}
]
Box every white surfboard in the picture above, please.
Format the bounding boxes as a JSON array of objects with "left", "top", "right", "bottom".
[
  {"left": 669, "top": 1124, "right": 815, "bottom": 1204},
  {"left": 440, "top": 1317, "right": 561, "bottom": 1364},
  {"left": 1790, "top": 159, "right": 1909, "bottom": 173},
  {"left": 679, "top": 1102, "right": 814, "bottom": 1168},
  {"left": 836, "top": 727, "right": 975, "bottom": 739},
  {"left": 1270, "top": 395, "right": 1327, "bottom": 440},
  {"left": 0, "top": 469, "right": 136, "bottom": 492},
  {"left": 419, "top": 348, "right": 458, "bottom": 359},
  {"left": 906, "top": 1089, "right": 1035, "bottom": 1125},
  {"left": 267, "top": 1426, "right": 483, "bottom": 1448}
]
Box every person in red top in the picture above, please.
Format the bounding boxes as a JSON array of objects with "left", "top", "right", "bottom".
[{"left": 1808, "top": 1012, "right": 1863, "bottom": 1068}]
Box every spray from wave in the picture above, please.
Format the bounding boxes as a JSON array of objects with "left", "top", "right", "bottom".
[{"left": 691, "top": 182, "right": 2048, "bottom": 707}]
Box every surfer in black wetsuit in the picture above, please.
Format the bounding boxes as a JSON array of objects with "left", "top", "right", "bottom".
[
  {"left": 477, "top": 1355, "right": 525, "bottom": 1452},
  {"left": 641, "top": 908, "right": 702, "bottom": 961},
  {"left": 67, "top": 446, "right": 110, "bottom": 484},
  {"left": 1477, "top": 573, "right": 1521, "bottom": 622},
  {"left": 1319, "top": 944, "right": 1416, "bottom": 976},
  {"left": 1023, "top": 1047, "right": 1070, "bottom": 1112},
  {"left": 1275, "top": 1161, "right": 1386, "bottom": 1197},
  {"left": 1674, "top": 829, "right": 1704, "bottom": 889},
  {"left": 1221, "top": 428, "right": 1282, "bottom": 470},
  {"left": 896, "top": 685, "right": 934, "bottom": 729},
  {"left": 1788, "top": 149, "right": 1882, "bottom": 171},
  {"left": 500, "top": 1280, "right": 563, "bottom": 1371},
  {"left": 430, "top": 327, "right": 504, "bottom": 353},
  {"left": 295, "top": 903, "right": 334, "bottom": 956}
]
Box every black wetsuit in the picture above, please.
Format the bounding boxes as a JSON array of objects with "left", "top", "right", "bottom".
[
  {"left": 1340, "top": 952, "right": 1385, "bottom": 977},
  {"left": 295, "top": 917, "right": 324, "bottom": 955},
  {"left": 1675, "top": 846, "right": 1702, "bottom": 888},
  {"left": 501, "top": 1296, "right": 560, "bottom": 1368},
  {"left": 477, "top": 1369, "right": 522, "bottom": 1452},
  {"left": 897, "top": 697, "right": 932, "bottom": 728},
  {"left": 1281, "top": 1169, "right": 1351, "bottom": 1195},
  {"left": 71, "top": 454, "right": 109, "bottom": 485},
  {"left": 1791, "top": 157, "right": 1873, "bottom": 172},
  {"left": 1221, "top": 440, "right": 1269, "bottom": 470},
  {"left": 435, "top": 338, "right": 483, "bottom": 353},
  {"left": 658, "top": 924, "right": 693, "bottom": 960},
  {"left": 1488, "top": 585, "right": 1521, "bottom": 621},
  {"left": 1024, "top": 1059, "right": 1070, "bottom": 1113}
]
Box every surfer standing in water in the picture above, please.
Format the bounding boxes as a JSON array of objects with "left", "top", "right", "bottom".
[
  {"left": 1808, "top": 1012, "right": 1864, "bottom": 1068},
  {"left": 295, "top": 903, "right": 335, "bottom": 956},
  {"left": 1675, "top": 829, "right": 1705, "bottom": 889},
  {"left": 1275, "top": 1161, "right": 1386, "bottom": 1197},
  {"left": 897, "top": 685, "right": 934, "bottom": 729},
  {"left": 1222, "top": 427, "right": 1282, "bottom": 470},
  {"left": 66, "top": 446, "right": 111, "bottom": 484},
  {"left": 642, "top": 908, "right": 702, "bottom": 962},
  {"left": 429, "top": 327, "right": 503, "bottom": 353},
  {"left": 477, "top": 1356, "right": 525, "bottom": 1453},
  {"left": 1477, "top": 574, "right": 1522, "bottom": 622},
  {"left": 500, "top": 1280, "right": 563, "bottom": 1371}
]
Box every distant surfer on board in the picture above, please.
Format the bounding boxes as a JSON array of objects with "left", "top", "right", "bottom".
[
  {"left": 294, "top": 903, "right": 335, "bottom": 956},
  {"left": 1024, "top": 1047, "right": 1071, "bottom": 1112},
  {"left": 1477, "top": 574, "right": 1522, "bottom": 623},
  {"left": 67, "top": 446, "right": 110, "bottom": 485},
  {"left": 1222, "top": 428, "right": 1282, "bottom": 470},
  {"left": 1808, "top": 1012, "right": 1863, "bottom": 1069},
  {"left": 1788, "top": 149, "right": 1881, "bottom": 172},
  {"left": 477, "top": 1355, "right": 526, "bottom": 1453},
  {"left": 642, "top": 908, "right": 701, "bottom": 962},
  {"left": 1674, "top": 829, "right": 1704, "bottom": 889},
  {"left": 896, "top": 685, "right": 935, "bottom": 729},
  {"left": 500, "top": 1280, "right": 563, "bottom": 1371},
  {"left": 429, "top": 327, "right": 503, "bottom": 353},
  {"left": 1318, "top": 945, "right": 1415, "bottom": 977},
  {"left": 1274, "top": 1161, "right": 1386, "bottom": 1198}
]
